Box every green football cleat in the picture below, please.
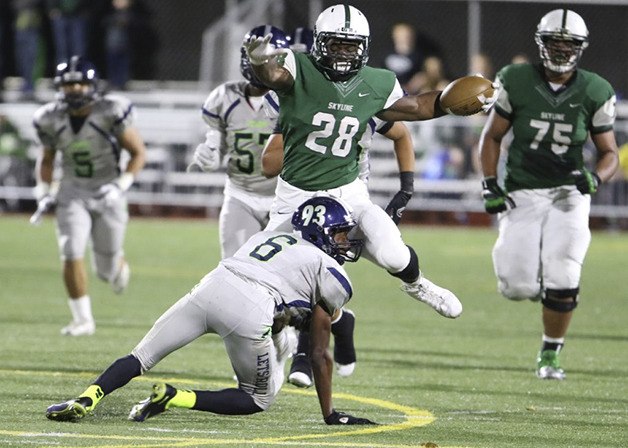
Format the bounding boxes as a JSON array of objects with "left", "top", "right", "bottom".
[
  {"left": 536, "top": 350, "right": 566, "bottom": 380},
  {"left": 128, "top": 383, "right": 177, "bottom": 422},
  {"left": 46, "top": 397, "right": 93, "bottom": 422}
]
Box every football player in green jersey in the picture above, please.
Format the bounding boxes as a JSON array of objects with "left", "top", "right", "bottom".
[
  {"left": 478, "top": 9, "right": 619, "bottom": 380},
  {"left": 244, "top": 4, "right": 495, "bottom": 320},
  {"left": 261, "top": 26, "right": 419, "bottom": 389}
]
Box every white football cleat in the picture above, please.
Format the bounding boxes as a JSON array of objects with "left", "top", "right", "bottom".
[
  {"left": 287, "top": 353, "right": 313, "bottom": 388},
  {"left": 111, "top": 261, "right": 130, "bottom": 294},
  {"left": 60, "top": 320, "right": 95, "bottom": 336},
  {"left": 335, "top": 362, "right": 355, "bottom": 377},
  {"left": 401, "top": 274, "right": 462, "bottom": 318},
  {"left": 287, "top": 371, "right": 313, "bottom": 388}
]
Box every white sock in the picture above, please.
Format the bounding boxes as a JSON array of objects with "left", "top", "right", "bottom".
[
  {"left": 542, "top": 335, "right": 565, "bottom": 354},
  {"left": 542, "top": 335, "right": 565, "bottom": 344},
  {"left": 68, "top": 295, "right": 94, "bottom": 323}
]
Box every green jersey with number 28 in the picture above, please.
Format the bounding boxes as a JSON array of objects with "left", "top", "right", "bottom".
[
  {"left": 495, "top": 63, "right": 615, "bottom": 192},
  {"left": 277, "top": 52, "right": 400, "bottom": 191}
]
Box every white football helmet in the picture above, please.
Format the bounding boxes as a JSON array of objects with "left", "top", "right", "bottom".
[
  {"left": 312, "top": 4, "right": 370, "bottom": 81},
  {"left": 535, "top": 9, "right": 589, "bottom": 73}
]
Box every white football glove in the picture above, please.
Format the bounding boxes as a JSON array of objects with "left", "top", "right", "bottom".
[
  {"left": 96, "top": 173, "right": 134, "bottom": 207},
  {"left": 34, "top": 181, "right": 52, "bottom": 202},
  {"left": 244, "top": 33, "right": 287, "bottom": 65},
  {"left": 37, "top": 194, "right": 56, "bottom": 211},
  {"left": 481, "top": 80, "right": 502, "bottom": 113},
  {"left": 97, "top": 183, "right": 123, "bottom": 207},
  {"left": 191, "top": 143, "right": 221, "bottom": 172},
  {"left": 30, "top": 194, "right": 56, "bottom": 225}
]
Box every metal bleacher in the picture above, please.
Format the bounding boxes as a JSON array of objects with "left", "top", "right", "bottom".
[
  {"left": 0, "top": 86, "right": 227, "bottom": 211},
  {"left": 1, "top": 86, "right": 628, "bottom": 221}
]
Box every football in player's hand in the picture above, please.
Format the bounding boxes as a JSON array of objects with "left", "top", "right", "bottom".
[{"left": 440, "top": 75, "right": 495, "bottom": 116}]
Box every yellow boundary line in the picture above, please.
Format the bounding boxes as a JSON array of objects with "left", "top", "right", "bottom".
[{"left": 0, "top": 368, "right": 470, "bottom": 448}]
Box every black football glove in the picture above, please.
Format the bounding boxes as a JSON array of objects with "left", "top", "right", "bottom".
[
  {"left": 481, "top": 176, "right": 515, "bottom": 214},
  {"left": 573, "top": 169, "right": 600, "bottom": 195},
  {"left": 385, "top": 190, "right": 412, "bottom": 225},
  {"left": 385, "top": 171, "right": 414, "bottom": 225},
  {"left": 324, "top": 410, "right": 377, "bottom": 425}
]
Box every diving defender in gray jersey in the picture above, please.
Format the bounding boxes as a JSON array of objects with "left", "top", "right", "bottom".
[
  {"left": 33, "top": 56, "right": 146, "bottom": 336},
  {"left": 46, "top": 196, "right": 376, "bottom": 426}
]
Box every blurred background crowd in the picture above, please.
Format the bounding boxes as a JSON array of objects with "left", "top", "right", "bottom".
[{"left": 0, "top": 0, "right": 157, "bottom": 98}]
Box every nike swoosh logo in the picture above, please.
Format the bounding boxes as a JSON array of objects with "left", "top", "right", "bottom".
[
  {"left": 358, "top": 92, "right": 370, "bottom": 97},
  {"left": 569, "top": 103, "right": 580, "bottom": 108}
]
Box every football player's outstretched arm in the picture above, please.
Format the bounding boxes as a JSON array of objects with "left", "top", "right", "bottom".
[
  {"left": 377, "top": 90, "right": 446, "bottom": 122},
  {"left": 244, "top": 34, "right": 292, "bottom": 91},
  {"left": 251, "top": 60, "right": 293, "bottom": 91}
]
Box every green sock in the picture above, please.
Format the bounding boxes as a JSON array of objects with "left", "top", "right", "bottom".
[
  {"left": 169, "top": 388, "right": 196, "bottom": 409},
  {"left": 78, "top": 385, "right": 105, "bottom": 411}
]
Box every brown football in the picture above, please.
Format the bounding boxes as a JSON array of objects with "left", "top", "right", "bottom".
[{"left": 439, "top": 75, "right": 494, "bottom": 116}]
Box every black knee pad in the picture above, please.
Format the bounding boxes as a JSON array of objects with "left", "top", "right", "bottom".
[
  {"left": 542, "top": 288, "right": 579, "bottom": 312},
  {"left": 389, "top": 245, "right": 420, "bottom": 283}
]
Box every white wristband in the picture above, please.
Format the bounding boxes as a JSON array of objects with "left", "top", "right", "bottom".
[
  {"left": 34, "top": 182, "right": 51, "bottom": 201},
  {"left": 115, "top": 173, "right": 134, "bottom": 191}
]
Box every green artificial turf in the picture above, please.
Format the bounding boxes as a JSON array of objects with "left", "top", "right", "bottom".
[{"left": 0, "top": 214, "right": 626, "bottom": 448}]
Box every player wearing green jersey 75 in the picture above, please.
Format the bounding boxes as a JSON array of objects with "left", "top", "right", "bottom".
[
  {"left": 479, "top": 9, "right": 619, "bottom": 380},
  {"left": 244, "top": 4, "right": 496, "bottom": 319}
]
